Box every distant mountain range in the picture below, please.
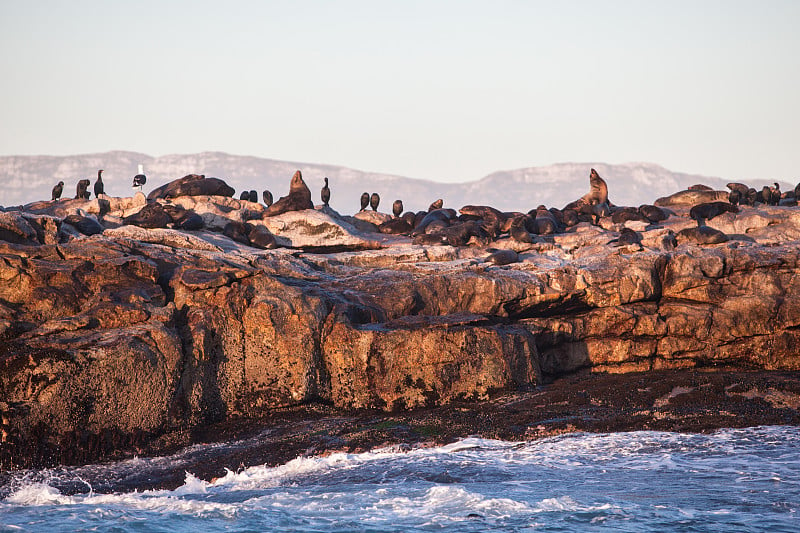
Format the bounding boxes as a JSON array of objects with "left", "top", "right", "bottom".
[{"left": 0, "top": 151, "right": 792, "bottom": 213}]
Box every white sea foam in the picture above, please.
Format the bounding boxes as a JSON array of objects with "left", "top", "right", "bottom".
[{"left": 2, "top": 427, "right": 798, "bottom": 532}]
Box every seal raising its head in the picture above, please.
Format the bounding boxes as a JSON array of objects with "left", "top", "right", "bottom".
[
  {"left": 263, "top": 170, "right": 314, "bottom": 217},
  {"left": 580, "top": 168, "right": 608, "bottom": 206}
]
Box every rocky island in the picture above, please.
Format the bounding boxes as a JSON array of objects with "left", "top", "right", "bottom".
[{"left": 1, "top": 171, "right": 799, "bottom": 491}]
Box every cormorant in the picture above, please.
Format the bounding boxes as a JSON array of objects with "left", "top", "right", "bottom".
[
  {"left": 52, "top": 181, "right": 64, "bottom": 201},
  {"left": 321, "top": 177, "right": 330, "bottom": 206},
  {"left": 94, "top": 170, "right": 104, "bottom": 197}
]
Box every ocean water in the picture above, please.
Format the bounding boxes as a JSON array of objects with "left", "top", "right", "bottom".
[{"left": 1, "top": 426, "right": 798, "bottom": 532}]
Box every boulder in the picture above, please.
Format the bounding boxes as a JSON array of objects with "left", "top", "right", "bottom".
[{"left": 259, "top": 209, "right": 381, "bottom": 250}]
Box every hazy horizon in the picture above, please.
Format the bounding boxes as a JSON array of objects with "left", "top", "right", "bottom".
[{"left": 2, "top": 1, "right": 798, "bottom": 184}]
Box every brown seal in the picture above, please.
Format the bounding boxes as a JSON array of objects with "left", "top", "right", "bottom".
[
  {"left": 689, "top": 202, "right": 738, "bottom": 225},
  {"left": 486, "top": 249, "right": 519, "bottom": 266},
  {"left": 578, "top": 168, "right": 608, "bottom": 206},
  {"left": 263, "top": 170, "right": 314, "bottom": 217},
  {"left": 677, "top": 226, "right": 729, "bottom": 245}
]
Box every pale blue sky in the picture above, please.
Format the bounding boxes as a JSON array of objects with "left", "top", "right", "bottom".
[{"left": 1, "top": 0, "right": 798, "bottom": 183}]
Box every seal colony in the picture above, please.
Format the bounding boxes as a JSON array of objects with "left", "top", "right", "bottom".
[{"left": 11, "top": 166, "right": 798, "bottom": 255}]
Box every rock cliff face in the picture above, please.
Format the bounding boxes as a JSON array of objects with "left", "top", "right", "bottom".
[{"left": 1, "top": 192, "right": 799, "bottom": 470}]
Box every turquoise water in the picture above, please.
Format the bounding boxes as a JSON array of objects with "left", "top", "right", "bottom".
[{"left": 2, "top": 426, "right": 798, "bottom": 532}]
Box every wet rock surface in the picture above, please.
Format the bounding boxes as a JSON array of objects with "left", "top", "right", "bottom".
[{"left": 1, "top": 181, "right": 799, "bottom": 484}]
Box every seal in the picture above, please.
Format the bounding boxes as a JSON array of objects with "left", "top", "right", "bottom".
[
  {"left": 727, "top": 182, "right": 750, "bottom": 196},
  {"left": 458, "top": 205, "right": 506, "bottom": 238},
  {"left": 162, "top": 204, "right": 204, "bottom": 230},
  {"left": 532, "top": 206, "right": 559, "bottom": 234},
  {"left": 412, "top": 233, "right": 446, "bottom": 246},
  {"left": 223, "top": 221, "right": 251, "bottom": 245},
  {"left": 638, "top": 204, "right": 668, "bottom": 223},
  {"left": 561, "top": 208, "right": 580, "bottom": 227},
  {"left": 370, "top": 192, "right": 380, "bottom": 211},
  {"left": 123, "top": 202, "right": 171, "bottom": 229},
  {"left": 392, "top": 199, "right": 404, "bottom": 218},
  {"left": 486, "top": 249, "right": 519, "bottom": 266},
  {"left": 654, "top": 189, "right": 729, "bottom": 207},
  {"left": 611, "top": 206, "right": 649, "bottom": 224},
  {"left": 360, "top": 192, "right": 369, "bottom": 211},
  {"left": 614, "top": 227, "right": 642, "bottom": 246},
  {"left": 51, "top": 181, "right": 64, "bottom": 201},
  {"left": 509, "top": 215, "right": 535, "bottom": 243},
  {"left": 436, "top": 220, "right": 489, "bottom": 247},
  {"left": 413, "top": 208, "right": 457, "bottom": 234},
  {"left": 578, "top": 168, "right": 609, "bottom": 206},
  {"left": 263, "top": 170, "right": 314, "bottom": 217},
  {"left": 247, "top": 224, "right": 278, "bottom": 249},
  {"left": 93, "top": 170, "right": 104, "bottom": 198},
  {"left": 321, "top": 177, "right": 330, "bottom": 206},
  {"left": 689, "top": 201, "right": 738, "bottom": 225},
  {"left": 63, "top": 213, "right": 103, "bottom": 235},
  {"left": 379, "top": 217, "right": 414, "bottom": 234},
  {"left": 591, "top": 202, "right": 611, "bottom": 225},
  {"left": 677, "top": 226, "right": 728, "bottom": 245}
]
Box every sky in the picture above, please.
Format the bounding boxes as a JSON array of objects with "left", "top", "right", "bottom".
[{"left": 1, "top": 0, "right": 798, "bottom": 184}]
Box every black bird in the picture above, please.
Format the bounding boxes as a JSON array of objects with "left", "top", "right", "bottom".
[
  {"left": 392, "top": 199, "right": 403, "bottom": 218},
  {"left": 262, "top": 190, "right": 273, "bottom": 207},
  {"left": 770, "top": 183, "right": 782, "bottom": 205},
  {"left": 249, "top": 190, "right": 258, "bottom": 203},
  {"left": 51, "top": 181, "right": 64, "bottom": 201},
  {"left": 133, "top": 173, "right": 147, "bottom": 189},
  {"left": 321, "top": 177, "right": 330, "bottom": 206},
  {"left": 370, "top": 192, "right": 380, "bottom": 211},
  {"left": 360, "top": 192, "right": 369, "bottom": 211},
  {"left": 240, "top": 191, "right": 250, "bottom": 200},
  {"left": 94, "top": 169, "right": 104, "bottom": 198},
  {"left": 75, "top": 179, "right": 90, "bottom": 199}
]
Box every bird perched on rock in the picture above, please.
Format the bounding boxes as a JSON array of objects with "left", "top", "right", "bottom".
[
  {"left": 321, "top": 177, "right": 330, "bottom": 206},
  {"left": 94, "top": 170, "right": 104, "bottom": 197},
  {"left": 132, "top": 164, "right": 147, "bottom": 190},
  {"left": 262, "top": 189, "right": 273, "bottom": 207},
  {"left": 75, "top": 179, "right": 91, "bottom": 199},
  {"left": 248, "top": 190, "right": 258, "bottom": 203},
  {"left": 392, "top": 199, "right": 404, "bottom": 218},
  {"left": 360, "top": 192, "right": 369, "bottom": 211},
  {"left": 239, "top": 191, "right": 250, "bottom": 200},
  {"left": 51, "top": 181, "right": 64, "bottom": 201},
  {"left": 370, "top": 192, "right": 380, "bottom": 211}
]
